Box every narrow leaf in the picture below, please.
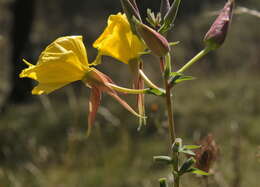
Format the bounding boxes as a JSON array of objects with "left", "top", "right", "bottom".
[
  {"left": 146, "top": 88, "right": 165, "bottom": 96},
  {"left": 183, "top": 145, "right": 201, "bottom": 150},
  {"left": 169, "top": 41, "right": 180, "bottom": 46},
  {"left": 180, "top": 149, "right": 196, "bottom": 156},
  {"left": 175, "top": 76, "right": 195, "bottom": 84},
  {"left": 153, "top": 156, "right": 172, "bottom": 164},
  {"left": 189, "top": 168, "right": 210, "bottom": 176}
]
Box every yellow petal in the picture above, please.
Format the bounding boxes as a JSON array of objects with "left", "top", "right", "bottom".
[
  {"left": 20, "top": 36, "right": 90, "bottom": 95},
  {"left": 93, "top": 13, "right": 146, "bottom": 64}
]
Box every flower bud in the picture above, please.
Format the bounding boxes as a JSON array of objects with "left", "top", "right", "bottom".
[
  {"left": 135, "top": 21, "right": 170, "bottom": 57},
  {"left": 204, "top": 0, "right": 234, "bottom": 50}
]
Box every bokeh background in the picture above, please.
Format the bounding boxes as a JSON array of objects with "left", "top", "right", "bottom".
[{"left": 0, "top": 0, "right": 260, "bottom": 186}]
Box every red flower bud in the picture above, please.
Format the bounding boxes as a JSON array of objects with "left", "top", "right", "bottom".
[
  {"left": 204, "top": 0, "right": 234, "bottom": 49},
  {"left": 136, "top": 22, "right": 170, "bottom": 57}
]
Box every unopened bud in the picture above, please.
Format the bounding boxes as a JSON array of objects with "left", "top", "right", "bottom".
[
  {"left": 204, "top": 0, "right": 234, "bottom": 50},
  {"left": 135, "top": 21, "right": 170, "bottom": 57},
  {"left": 160, "top": 0, "right": 171, "bottom": 18}
]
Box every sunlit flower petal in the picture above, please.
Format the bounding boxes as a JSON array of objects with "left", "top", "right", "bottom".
[
  {"left": 20, "top": 36, "right": 91, "bottom": 94},
  {"left": 93, "top": 13, "right": 146, "bottom": 64}
]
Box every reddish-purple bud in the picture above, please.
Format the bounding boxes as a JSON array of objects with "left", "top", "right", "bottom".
[
  {"left": 204, "top": 0, "right": 234, "bottom": 49},
  {"left": 136, "top": 22, "right": 170, "bottom": 57}
]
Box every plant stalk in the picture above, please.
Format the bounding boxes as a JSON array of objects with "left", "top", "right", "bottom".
[
  {"left": 177, "top": 47, "right": 211, "bottom": 74},
  {"left": 161, "top": 56, "right": 179, "bottom": 187}
]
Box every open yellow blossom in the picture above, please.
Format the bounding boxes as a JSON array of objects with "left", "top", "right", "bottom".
[
  {"left": 20, "top": 35, "right": 144, "bottom": 133},
  {"left": 93, "top": 13, "right": 146, "bottom": 64},
  {"left": 20, "top": 36, "right": 91, "bottom": 94}
]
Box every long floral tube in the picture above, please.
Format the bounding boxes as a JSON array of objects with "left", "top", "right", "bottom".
[
  {"left": 138, "top": 69, "right": 162, "bottom": 90},
  {"left": 106, "top": 82, "right": 149, "bottom": 94}
]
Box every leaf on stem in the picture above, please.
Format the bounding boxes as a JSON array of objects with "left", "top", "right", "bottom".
[
  {"left": 168, "top": 72, "right": 195, "bottom": 87},
  {"left": 188, "top": 168, "right": 210, "bottom": 176},
  {"left": 183, "top": 145, "right": 201, "bottom": 150},
  {"left": 146, "top": 88, "right": 166, "bottom": 96}
]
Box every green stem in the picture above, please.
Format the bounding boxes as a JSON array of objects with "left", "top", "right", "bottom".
[
  {"left": 161, "top": 56, "right": 179, "bottom": 187},
  {"left": 106, "top": 83, "right": 149, "bottom": 94},
  {"left": 161, "top": 56, "right": 176, "bottom": 144},
  {"left": 177, "top": 47, "right": 211, "bottom": 74},
  {"left": 139, "top": 69, "right": 161, "bottom": 90}
]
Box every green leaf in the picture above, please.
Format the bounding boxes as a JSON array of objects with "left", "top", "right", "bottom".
[
  {"left": 169, "top": 72, "right": 182, "bottom": 77},
  {"left": 158, "top": 0, "right": 182, "bottom": 34},
  {"left": 183, "top": 145, "right": 201, "bottom": 150},
  {"left": 180, "top": 149, "right": 195, "bottom": 156},
  {"left": 175, "top": 76, "right": 195, "bottom": 84},
  {"left": 153, "top": 156, "right": 172, "bottom": 164},
  {"left": 168, "top": 72, "right": 195, "bottom": 86},
  {"left": 146, "top": 88, "right": 165, "bottom": 96},
  {"left": 189, "top": 168, "right": 210, "bottom": 176},
  {"left": 169, "top": 41, "right": 180, "bottom": 46}
]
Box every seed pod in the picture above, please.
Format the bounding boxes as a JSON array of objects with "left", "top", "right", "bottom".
[
  {"left": 135, "top": 21, "right": 170, "bottom": 57},
  {"left": 204, "top": 0, "right": 234, "bottom": 50}
]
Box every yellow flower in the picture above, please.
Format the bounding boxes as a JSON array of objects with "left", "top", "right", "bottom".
[
  {"left": 93, "top": 13, "right": 146, "bottom": 64},
  {"left": 20, "top": 36, "right": 91, "bottom": 94},
  {"left": 20, "top": 35, "right": 143, "bottom": 134}
]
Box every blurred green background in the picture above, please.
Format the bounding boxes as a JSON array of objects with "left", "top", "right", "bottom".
[{"left": 0, "top": 0, "right": 260, "bottom": 186}]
